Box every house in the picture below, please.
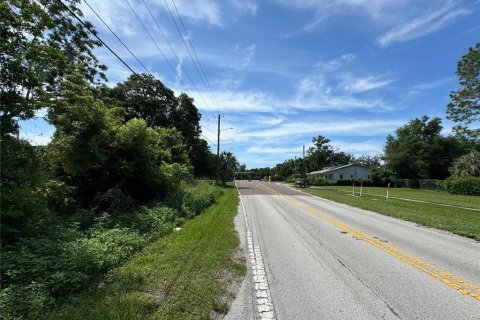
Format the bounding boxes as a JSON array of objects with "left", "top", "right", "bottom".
[{"left": 307, "top": 164, "right": 369, "bottom": 180}]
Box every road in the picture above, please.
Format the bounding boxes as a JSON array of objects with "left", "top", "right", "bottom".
[{"left": 226, "top": 180, "right": 480, "bottom": 320}]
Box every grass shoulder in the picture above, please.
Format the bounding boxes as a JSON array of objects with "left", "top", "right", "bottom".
[
  {"left": 48, "top": 184, "right": 244, "bottom": 320},
  {"left": 302, "top": 186, "right": 480, "bottom": 241}
]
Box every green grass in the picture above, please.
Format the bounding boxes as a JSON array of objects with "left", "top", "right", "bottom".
[
  {"left": 322, "top": 186, "right": 480, "bottom": 208},
  {"left": 303, "top": 187, "right": 480, "bottom": 241},
  {"left": 47, "top": 185, "right": 245, "bottom": 320}
]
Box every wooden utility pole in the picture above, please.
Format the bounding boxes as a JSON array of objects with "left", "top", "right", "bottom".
[
  {"left": 216, "top": 114, "right": 220, "bottom": 185},
  {"left": 303, "top": 145, "right": 307, "bottom": 187}
]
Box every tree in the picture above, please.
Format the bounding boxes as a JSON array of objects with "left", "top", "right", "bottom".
[
  {"left": 47, "top": 74, "right": 189, "bottom": 207},
  {"left": 0, "top": 0, "right": 105, "bottom": 136},
  {"left": 449, "top": 150, "right": 480, "bottom": 178},
  {"left": 306, "top": 135, "right": 334, "bottom": 171},
  {"left": 447, "top": 43, "right": 480, "bottom": 141},
  {"left": 110, "top": 73, "right": 176, "bottom": 128},
  {"left": 220, "top": 152, "right": 238, "bottom": 186},
  {"left": 384, "top": 116, "right": 466, "bottom": 179},
  {"left": 110, "top": 76, "right": 209, "bottom": 174},
  {"left": 352, "top": 154, "right": 382, "bottom": 167}
]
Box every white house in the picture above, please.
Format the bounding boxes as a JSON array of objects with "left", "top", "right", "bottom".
[{"left": 307, "top": 164, "right": 369, "bottom": 180}]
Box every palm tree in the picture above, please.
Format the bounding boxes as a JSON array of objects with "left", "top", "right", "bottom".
[
  {"left": 449, "top": 150, "right": 480, "bottom": 178},
  {"left": 220, "top": 151, "right": 239, "bottom": 186}
]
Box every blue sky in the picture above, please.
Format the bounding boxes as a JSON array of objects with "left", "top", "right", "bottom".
[{"left": 20, "top": 0, "right": 480, "bottom": 168}]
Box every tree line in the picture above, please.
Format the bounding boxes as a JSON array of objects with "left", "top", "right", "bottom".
[{"left": 270, "top": 43, "right": 479, "bottom": 188}]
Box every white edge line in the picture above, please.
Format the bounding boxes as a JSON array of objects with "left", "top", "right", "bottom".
[{"left": 236, "top": 184, "right": 276, "bottom": 320}]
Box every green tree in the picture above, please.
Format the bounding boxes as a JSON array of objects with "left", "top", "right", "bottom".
[
  {"left": 47, "top": 74, "right": 189, "bottom": 207},
  {"left": 352, "top": 154, "right": 382, "bottom": 167},
  {"left": 0, "top": 0, "right": 105, "bottom": 136},
  {"left": 306, "top": 135, "right": 334, "bottom": 171},
  {"left": 447, "top": 43, "right": 480, "bottom": 141},
  {"left": 110, "top": 73, "right": 176, "bottom": 128},
  {"left": 110, "top": 76, "right": 210, "bottom": 175},
  {"left": 220, "top": 152, "right": 238, "bottom": 186},
  {"left": 384, "top": 116, "right": 466, "bottom": 179},
  {"left": 449, "top": 150, "right": 480, "bottom": 178},
  {"left": 305, "top": 135, "right": 352, "bottom": 171}
]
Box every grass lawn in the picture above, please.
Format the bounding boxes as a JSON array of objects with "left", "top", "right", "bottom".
[
  {"left": 48, "top": 185, "right": 245, "bottom": 320},
  {"left": 303, "top": 186, "right": 480, "bottom": 241},
  {"left": 323, "top": 186, "right": 480, "bottom": 209}
]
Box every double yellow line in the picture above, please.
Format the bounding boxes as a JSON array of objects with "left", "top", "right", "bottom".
[{"left": 250, "top": 181, "right": 480, "bottom": 302}]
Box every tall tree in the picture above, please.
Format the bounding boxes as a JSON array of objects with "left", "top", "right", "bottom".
[
  {"left": 110, "top": 73, "right": 176, "bottom": 128},
  {"left": 0, "top": 0, "right": 105, "bottom": 136},
  {"left": 384, "top": 116, "right": 466, "bottom": 179},
  {"left": 447, "top": 43, "right": 480, "bottom": 142},
  {"left": 220, "top": 152, "right": 238, "bottom": 186},
  {"left": 306, "top": 135, "right": 335, "bottom": 171},
  {"left": 306, "top": 135, "right": 351, "bottom": 171}
]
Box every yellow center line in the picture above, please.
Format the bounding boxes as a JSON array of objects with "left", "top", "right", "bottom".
[{"left": 248, "top": 181, "right": 480, "bottom": 301}]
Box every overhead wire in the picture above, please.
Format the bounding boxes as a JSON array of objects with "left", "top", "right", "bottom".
[
  {"left": 58, "top": 0, "right": 139, "bottom": 77},
  {"left": 170, "top": 0, "right": 221, "bottom": 113},
  {"left": 123, "top": 0, "right": 216, "bottom": 122},
  {"left": 83, "top": 0, "right": 154, "bottom": 77},
  {"left": 161, "top": 0, "right": 220, "bottom": 114},
  {"left": 58, "top": 0, "right": 217, "bottom": 148},
  {"left": 85, "top": 0, "right": 216, "bottom": 142},
  {"left": 141, "top": 0, "right": 217, "bottom": 122}
]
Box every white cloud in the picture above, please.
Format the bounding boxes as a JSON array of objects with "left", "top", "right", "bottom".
[
  {"left": 158, "top": 0, "right": 222, "bottom": 27},
  {"left": 315, "top": 54, "right": 356, "bottom": 71},
  {"left": 330, "top": 140, "right": 384, "bottom": 154},
  {"left": 410, "top": 76, "right": 454, "bottom": 92},
  {"left": 19, "top": 132, "right": 53, "bottom": 146},
  {"left": 239, "top": 44, "right": 257, "bottom": 68},
  {"left": 276, "top": 0, "right": 409, "bottom": 27},
  {"left": 342, "top": 75, "right": 394, "bottom": 93},
  {"left": 231, "top": 0, "right": 258, "bottom": 15},
  {"left": 377, "top": 2, "right": 470, "bottom": 47},
  {"left": 175, "top": 56, "right": 183, "bottom": 86},
  {"left": 234, "top": 119, "right": 403, "bottom": 142},
  {"left": 247, "top": 147, "right": 300, "bottom": 154}
]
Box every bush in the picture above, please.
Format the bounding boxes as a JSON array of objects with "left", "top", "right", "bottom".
[
  {"left": 0, "top": 181, "right": 222, "bottom": 318},
  {"left": 445, "top": 177, "right": 480, "bottom": 195},
  {"left": 0, "top": 227, "right": 146, "bottom": 319},
  {"left": 307, "top": 177, "right": 336, "bottom": 186},
  {"left": 335, "top": 179, "right": 373, "bottom": 186}
]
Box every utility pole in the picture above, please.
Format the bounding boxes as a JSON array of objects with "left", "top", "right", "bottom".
[
  {"left": 303, "top": 145, "right": 307, "bottom": 187},
  {"left": 216, "top": 114, "right": 220, "bottom": 185}
]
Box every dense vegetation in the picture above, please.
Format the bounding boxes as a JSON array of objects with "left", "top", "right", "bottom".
[
  {"left": 46, "top": 185, "right": 243, "bottom": 320},
  {"left": 0, "top": 1, "right": 238, "bottom": 318}
]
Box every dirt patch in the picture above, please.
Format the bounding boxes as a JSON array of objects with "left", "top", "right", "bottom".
[{"left": 209, "top": 244, "right": 247, "bottom": 319}]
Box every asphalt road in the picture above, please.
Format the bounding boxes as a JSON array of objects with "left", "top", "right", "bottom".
[{"left": 226, "top": 180, "right": 480, "bottom": 320}]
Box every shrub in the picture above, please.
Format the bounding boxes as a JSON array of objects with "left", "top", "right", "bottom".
[
  {"left": 307, "top": 177, "right": 336, "bottom": 186},
  {"left": 39, "top": 180, "right": 78, "bottom": 214},
  {"left": 445, "top": 177, "right": 480, "bottom": 195},
  {"left": 449, "top": 150, "right": 480, "bottom": 178}
]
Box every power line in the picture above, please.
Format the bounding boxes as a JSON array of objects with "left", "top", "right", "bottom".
[
  {"left": 83, "top": 1, "right": 211, "bottom": 128},
  {"left": 141, "top": 0, "right": 217, "bottom": 120},
  {"left": 83, "top": 0, "right": 154, "bottom": 77},
  {"left": 58, "top": 0, "right": 139, "bottom": 77},
  {"left": 162, "top": 0, "right": 220, "bottom": 114},
  {"left": 123, "top": 0, "right": 216, "bottom": 127},
  {"left": 58, "top": 0, "right": 216, "bottom": 148},
  {"left": 123, "top": 0, "right": 179, "bottom": 78},
  {"left": 170, "top": 0, "right": 221, "bottom": 113}
]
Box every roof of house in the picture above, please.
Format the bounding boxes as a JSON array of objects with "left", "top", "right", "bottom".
[{"left": 307, "top": 163, "right": 368, "bottom": 175}]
